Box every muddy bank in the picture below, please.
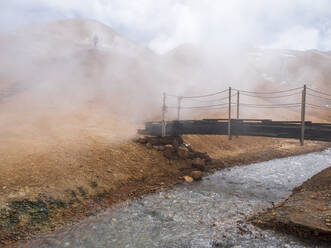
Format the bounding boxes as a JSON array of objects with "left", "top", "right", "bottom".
[
  {"left": 0, "top": 136, "right": 329, "bottom": 246},
  {"left": 19, "top": 148, "right": 331, "bottom": 248},
  {"left": 251, "top": 166, "right": 331, "bottom": 242}
]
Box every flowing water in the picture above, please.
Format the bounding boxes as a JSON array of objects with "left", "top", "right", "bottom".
[{"left": 24, "top": 149, "right": 331, "bottom": 248}]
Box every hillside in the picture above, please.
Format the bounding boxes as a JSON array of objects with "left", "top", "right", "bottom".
[
  {"left": 0, "top": 19, "right": 178, "bottom": 144},
  {"left": 163, "top": 44, "right": 331, "bottom": 121},
  {"left": 164, "top": 44, "right": 331, "bottom": 91}
]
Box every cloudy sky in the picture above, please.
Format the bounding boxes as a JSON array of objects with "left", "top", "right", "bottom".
[{"left": 1, "top": 0, "right": 331, "bottom": 53}]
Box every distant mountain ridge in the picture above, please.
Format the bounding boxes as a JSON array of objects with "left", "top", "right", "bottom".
[{"left": 0, "top": 19, "right": 154, "bottom": 60}]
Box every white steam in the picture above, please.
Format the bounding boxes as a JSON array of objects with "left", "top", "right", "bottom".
[
  {"left": 1, "top": 0, "right": 331, "bottom": 53},
  {"left": 0, "top": 1, "right": 330, "bottom": 143}
]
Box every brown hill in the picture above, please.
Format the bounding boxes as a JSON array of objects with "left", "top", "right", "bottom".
[{"left": 0, "top": 19, "right": 178, "bottom": 142}]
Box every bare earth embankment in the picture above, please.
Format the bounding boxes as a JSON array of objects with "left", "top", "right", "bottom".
[
  {"left": 251, "top": 166, "right": 331, "bottom": 242},
  {"left": 0, "top": 132, "right": 329, "bottom": 246}
]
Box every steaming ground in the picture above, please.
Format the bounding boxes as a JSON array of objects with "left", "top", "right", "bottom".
[
  {"left": 0, "top": 18, "right": 330, "bottom": 201},
  {"left": 0, "top": 18, "right": 330, "bottom": 245}
]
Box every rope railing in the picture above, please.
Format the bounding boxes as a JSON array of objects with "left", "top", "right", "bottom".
[
  {"left": 240, "top": 103, "right": 301, "bottom": 108},
  {"left": 232, "top": 86, "right": 302, "bottom": 94},
  {"left": 182, "top": 106, "right": 230, "bottom": 111},
  {"left": 306, "top": 103, "right": 331, "bottom": 110},
  {"left": 181, "top": 89, "right": 228, "bottom": 99},
  {"left": 181, "top": 103, "right": 234, "bottom": 110},
  {"left": 240, "top": 91, "right": 301, "bottom": 99},
  {"left": 164, "top": 86, "right": 330, "bottom": 112},
  {"left": 165, "top": 89, "right": 228, "bottom": 99},
  {"left": 307, "top": 87, "right": 331, "bottom": 97},
  {"left": 307, "top": 93, "right": 331, "bottom": 101},
  {"left": 168, "top": 103, "right": 233, "bottom": 109},
  {"left": 181, "top": 93, "right": 236, "bottom": 103}
]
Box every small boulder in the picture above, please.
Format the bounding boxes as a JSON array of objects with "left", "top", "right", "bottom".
[
  {"left": 195, "top": 151, "right": 212, "bottom": 162},
  {"left": 164, "top": 144, "right": 176, "bottom": 159},
  {"left": 183, "top": 176, "right": 194, "bottom": 183},
  {"left": 163, "top": 145, "right": 176, "bottom": 159},
  {"left": 164, "top": 144, "right": 174, "bottom": 151},
  {"left": 171, "top": 136, "right": 184, "bottom": 148},
  {"left": 177, "top": 145, "right": 190, "bottom": 159},
  {"left": 153, "top": 145, "right": 160, "bottom": 151},
  {"left": 135, "top": 137, "right": 147, "bottom": 144},
  {"left": 192, "top": 158, "right": 206, "bottom": 171},
  {"left": 184, "top": 143, "right": 193, "bottom": 152},
  {"left": 163, "top": 149, "right": 173, "bottom": 159},
  {"left": 146, "top": 143, "right": 153, "bottom": 149},
  {"left": 145, "top": 137, "right": 163, "bottom": 145},
  {"left": 191, "top": 170, "right": 203, "bottom": 180}
]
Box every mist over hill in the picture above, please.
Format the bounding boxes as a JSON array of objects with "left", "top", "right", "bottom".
[
  {"left": 0, "top": 4, "right": 330, "bottom": 244},
  {"left": 0, "top": 18, "right": 329, "bottom": 136},
  {"left": 163, "top": 44, "right": 331, "bottom": 93}
]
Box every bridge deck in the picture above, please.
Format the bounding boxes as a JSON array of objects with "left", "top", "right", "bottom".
[{"left": 138, "top": 119, "right": 331, "bottom": 142}]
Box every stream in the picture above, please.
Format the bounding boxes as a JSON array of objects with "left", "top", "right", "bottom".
[{"left": 23, "top": 149, "right": 331, "bottom": 248}]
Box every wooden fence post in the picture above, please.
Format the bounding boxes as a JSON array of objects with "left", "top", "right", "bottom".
[
  {"left": 236, "top": 90, "right": 240, "bottom": 138},
  {"left": 300, "top": 85, "right": 306, "bottom": 145},
  {"left": 228, "top": 87, "right": 232, "bottom": 140},
  {"left": 162, "top": 92, "right": 167, "bottom": 137},
  {"left": 237, "top": 91, "right": 240, "bottom": 119},
  {"left": 177, "top": 96, "right": 182, "bottom": 121}
]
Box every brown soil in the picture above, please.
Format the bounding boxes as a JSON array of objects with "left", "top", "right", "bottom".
[
  {"left": 0, "top": 134, "right": 329, "bottom": 247},
  {"left": 183, "top": 135, "right": 329, "bottom": 166},
  {"left": 251, "top": 166, "right": 331, "bottom": 242}
]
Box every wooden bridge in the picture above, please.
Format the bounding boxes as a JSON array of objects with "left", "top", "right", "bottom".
[
  {"left": 138, "top": 85, "right": 331, "bottom": 144},
  {"left": 138, "top": 119, "right": 331, "bottom": 142}
]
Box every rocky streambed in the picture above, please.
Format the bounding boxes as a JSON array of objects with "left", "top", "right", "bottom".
[{"left": 21, "top": 149, "right": 331, "bottom": 248}]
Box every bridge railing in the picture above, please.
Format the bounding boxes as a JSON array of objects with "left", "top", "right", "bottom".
[{"left": 161, "top": 85, "right": 331, "bottom": 145}]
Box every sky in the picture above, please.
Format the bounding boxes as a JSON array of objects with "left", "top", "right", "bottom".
[{"left": 1, "top": 0, "right": 331, "bottom": 53}]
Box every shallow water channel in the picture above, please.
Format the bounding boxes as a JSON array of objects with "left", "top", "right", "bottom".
[{"left": 24, "top": 149, "right": 331, "bottom": 248}]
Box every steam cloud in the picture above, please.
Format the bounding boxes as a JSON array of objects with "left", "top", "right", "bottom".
[
  {"left": 1, "top": 0, "right": 331, "bottom": 53},
  {"left": 0, "top": 0, "right": 330, "bottom": 147}
]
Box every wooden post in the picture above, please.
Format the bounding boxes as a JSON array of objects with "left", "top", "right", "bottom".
[
  {"left": 228, "top": 87, "right": 232, "bottom": 140},
  {"left": 300, "top": 85, "right": 306, "bottom": 145},
  {"left": 236, "top": 90, "right": 240, "bottom": 138},
  {"left": 236, "top": 91, "right": 240, "bottom": 119},
  {"left": 162, "top": 92, "right": 167, "bottom": 137},
  {"left": 177, "top": 96, "right": 182, "bottom": 121}
]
